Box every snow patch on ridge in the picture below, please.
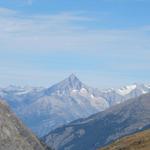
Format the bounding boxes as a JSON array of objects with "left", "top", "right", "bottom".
[{"left": 116, "top": 84, "right": 137, "bottom": 96}]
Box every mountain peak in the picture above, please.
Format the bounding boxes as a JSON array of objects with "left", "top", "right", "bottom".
[
  {"left": 47, "top": 74, "right": 84, "bottom": 95},
  {"left": 68, "top": 73, "right": 78, "bottom": 80},
  {"left": 60, "top": 74, "right": 83, "bottom": 90},
  {"left": 67, "top": 74, "right": 80, "bottom": 83}
]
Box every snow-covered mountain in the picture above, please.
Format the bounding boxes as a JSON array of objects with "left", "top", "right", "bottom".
[
  {"left": 0, "top": 74, "right": 150, "bottom": 137},
  {"left": 101, "top": 83, "right": 150, "bottom": 105},
  {"left": 17, "top": 74, "right": 109, "bottom": 136}
]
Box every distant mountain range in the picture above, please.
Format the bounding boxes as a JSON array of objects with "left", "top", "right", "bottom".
[
  {"left": 0, "top": 74, "right": 150, "bottom": 137},
  {"left": 43, "top": 93, "right": 150, "bottom": 150},
  {"left": 0, "top": 99, "right": 46, "bottom": 150}
]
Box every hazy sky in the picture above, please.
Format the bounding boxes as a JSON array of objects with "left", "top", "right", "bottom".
[{"left": 0, "top": 0, "right": 150, "bottom": 88}]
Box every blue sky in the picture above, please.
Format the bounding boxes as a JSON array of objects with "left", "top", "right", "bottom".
[{"left": 0, "top": 0, "right": 150, "bottom": 88}]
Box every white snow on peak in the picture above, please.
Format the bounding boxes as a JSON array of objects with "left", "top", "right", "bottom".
[
  {"left": 91, "top": 94, "right": 95, "bottom": 99},
  {"left": 141, "top": 90, "right": 147, "bottom": 94},
  {"left": 116, "top": 84, "right": 137, "bottom": 96},
  {"left": 72, "top": 89, "right": 78, "bottom": 93},
  {"left": 80, "top": 88, "right": 88, "bottom": 94},
  {"left": 144, "top": 84, "right": 150, "bottom": 89}
]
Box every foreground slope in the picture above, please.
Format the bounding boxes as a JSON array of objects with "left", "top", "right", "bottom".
[
  {"left": 100, "top": 129, "right": 150, "bottom": 150},
  {"left": 43, "top": 93, "right": 150, "bottom": 150},
  {"left": 0, "top": 99, "right": 45, "bottom": 150}
]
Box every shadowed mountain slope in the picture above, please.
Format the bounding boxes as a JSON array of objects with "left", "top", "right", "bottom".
[{"left": 43, "top": 93, "right": 150, "bottom": 150}]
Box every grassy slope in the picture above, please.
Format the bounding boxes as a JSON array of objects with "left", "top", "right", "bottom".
[{"left": 99, "top": 129, "right": 150, "bottom": 150}]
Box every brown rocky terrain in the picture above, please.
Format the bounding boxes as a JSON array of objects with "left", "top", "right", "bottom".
[{"left": 100, "top": 129, "right": 150, "bottom": 150}]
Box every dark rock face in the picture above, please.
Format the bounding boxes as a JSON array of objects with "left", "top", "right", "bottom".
[
  {"left": 0, "top": 99, "right": 45, "bottom": 150},
  {"left": 43, "top": 93, "right": 150, "bottom": 150}
]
